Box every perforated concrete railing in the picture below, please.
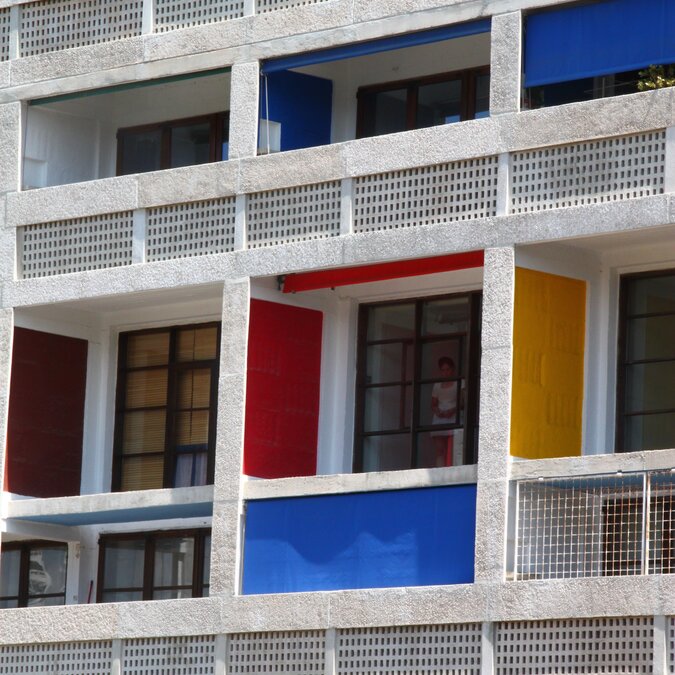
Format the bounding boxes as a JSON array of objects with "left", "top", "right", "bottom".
[
  {"left": 353, "top": 157, "right": 499, "bottom": 233},
  {"left": 336, "top": 624, "right": 482, "bottom": 675},
  {"left": 495, "top": 618, "right": 654, "bottom": 674},
  {"left": 514, "top": 470, "right": 675, "bottom": 581},
  {"left": 20, "top": 211, "right": 134, "bottom": 278},
  {"left": 123, "top": 636, "right": 216, "bottom": 674},
  {"left": 19, "top": 0, "right": 143, "bottom": 56},
  {"left": 228, "top": 630, "right": 325, "bottom": 674},
  {"left": 0, "top": 8, "right": 10, "bottom": 62},
  {"left": 511, "top": 130, "right": 666, "bottom": 213},
  {"left": 256, "top": 0, "right": 331, "bottom": 12},
  {"left": 146, "top": 198, "right": 237, "bottom": 262},
  {"left": 154, "top": 0, "right": 245, "bottom": 32},
  {"left": 0, "top": 641, "right": 113, "bottom": 674},
  {"left": 246, "top": 181, "right": 342, "bottom": 249}
]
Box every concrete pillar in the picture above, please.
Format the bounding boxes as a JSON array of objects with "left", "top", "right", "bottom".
[
  {"left": 474, "top": 247, "right": 514, "bottom": 583},
  {"left": 489, "top": 12, "right": 522, "bottom": 116},
  {"left": 210, "top": 278, "right": 250, "bottom": 597},
  {"left": 228, "top": 62, "right": 260, "bottom": 161},
  {"left": 0, "top": 103, "right": 22, "bottom": 195}
]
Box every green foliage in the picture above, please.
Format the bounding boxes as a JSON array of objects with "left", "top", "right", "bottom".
[{"left": 637, "top": 64, "right": 675, "bottom": 91}]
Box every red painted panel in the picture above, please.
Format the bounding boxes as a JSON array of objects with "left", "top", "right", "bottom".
[
  {"left": 5, "top": 328, "right": 87, "bottom": 497},
  {"left": 244, "top": 300, "right": 323, "bottom": 478},
  {"left": 283, "top": 250, "right": 485, "bottom": 293}
]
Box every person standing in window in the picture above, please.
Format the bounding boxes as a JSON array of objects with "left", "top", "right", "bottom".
[{"left": 430, "top": 357, "right": 459, "bottom": 467}]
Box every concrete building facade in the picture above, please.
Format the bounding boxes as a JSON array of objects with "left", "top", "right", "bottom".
[{"left": 0, "top": 0, "right": 674, "bottom": 671}]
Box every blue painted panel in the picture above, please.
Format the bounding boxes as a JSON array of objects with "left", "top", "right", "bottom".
[
  {"left": 525, "top": 0, "right": 675, "bottom": 87},
  {"left": 242, "top": 485, "right": 476, "bottom": 595},
  {"left": 261, "top": 70, "right": 333, "bottom": 151},
  {"left": 262, "top": 21, "right": 491, "bottom": 74}
]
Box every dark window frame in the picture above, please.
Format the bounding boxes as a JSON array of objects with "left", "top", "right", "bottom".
[
  {"left": 116, "top": 111, "right": 230, "bottom": 176},
  {"left": 112, "top": 322, "right": 221, "bottom": 492},
  {"left": 96, "top": 529, "right": 210, "bottom": 603},
  {"left": 353, "top": 291, "right": 482, "bottom": 472},
  {"left": 616, "top": 268, "right": 675, "bottom": 454},
  {"left": 0, "top": 540, "right": 68, "bottom": 608},
  {"left": 356, "top": 66, "right": 490, "bottom": 139}
]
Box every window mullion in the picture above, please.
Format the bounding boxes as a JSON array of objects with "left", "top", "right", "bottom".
[
  {"left": 163, "top": 329, "right": 179, "bottom": 489},
  {"left": 410, "top": 300, "right": 423, "bottom": 469},
  {"left": 17, "top": 545, "right": 30, "bottom": 608},
  {"left": 143, "top": 536, "right": 155, "bottom": 601}
]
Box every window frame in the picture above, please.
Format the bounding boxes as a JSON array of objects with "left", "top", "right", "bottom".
[
  {"left": 96, "top": 529, "right": 210, "bottom": 603},
  {"left": 112, "top": 321, "right": 221, "bottom": 492},
  {"left": 352, "top": 291, "right": 482, "bottom": 472},
  {"left": 116, "top": 111, "right": 230, "bottom": 176},
  {"left": 355, "top": 66, "right": 490, "bottom": 139},
  {"left": 615, "top": 268, "right": 675, "bottom": 454},
  {"left": 0, "top": 540, "right": 68, "bottom": 608}
]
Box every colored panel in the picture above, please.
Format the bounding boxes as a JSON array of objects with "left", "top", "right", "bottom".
[
  {"left": 244, "top": 300, "right": 322, "bottom": 478},
  {"left": 525, "top": 0, "right": 675, "bottom": 87},
  {"left": 261, "top": 70, "right": 333, "bottom": 151},
  {"left": 242, "top": 485, "right": 476, "bottom": 594},
  {"left": 511, "top": 268, "right": 586, "bottom": 459},
  {"left": 283, "top": 251, "right": 485, "bottom": 293},
  {"left": 6, "top": 328, "right": 87, "bottom": 497},
  {"left": 262, "top": 21, "right": 491, "bottom": 74}
]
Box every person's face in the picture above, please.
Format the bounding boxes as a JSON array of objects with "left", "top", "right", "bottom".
[{"left": 440, "top": 362, "right": 454, "bottom": 377}]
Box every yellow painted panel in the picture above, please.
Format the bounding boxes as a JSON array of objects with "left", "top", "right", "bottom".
[{"left": 511, "top": 267, "right": 586, "bottom": 459}]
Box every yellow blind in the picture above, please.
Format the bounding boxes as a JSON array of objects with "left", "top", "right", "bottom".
[{"left": 511, "top": 267, "right": 586, "bottom": 459}]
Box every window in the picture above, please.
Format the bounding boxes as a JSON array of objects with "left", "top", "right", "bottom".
[
  {"left": 356, "top": 68, "right": 489, "bottom": 139},
  {"left": 97, "top": 530, "right": 210, "bottom": 602},
  {"left": 0, "top": 541, "right": 68, "bottom": 608},
  {"left": 617, "top": 270, "right": 675, "bottom": 453},
  {"left": 354, "top": 292, "right": 482, "bottom": 472},
  {"left": 113, "top": 322, "right": 220, "bottom": 492},
  {"left": 117, "top": 112, "right": 229, "bottom": 176}
]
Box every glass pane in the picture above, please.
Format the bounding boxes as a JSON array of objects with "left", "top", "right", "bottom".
[
  {"left": 177, "top": 370, "right": 212, "bottom": 409},
  {"left": 417, "top": 429, "right": 465, "bottom": 468},
  {"left": 221, "top": 115, "right": 230, "bottom": 161},
  {"left": 365, "top": 343, "right": 413, "bottom": 385},
  {"left": 121, "top": 455, "right": 164, "bottom": 491},
  {"left": 101, "top": 590, "right": 143, "bottom": 603},
  {"left": 626, "top": 315, "right": 675, "bottom": 361},
  {"left": 627, "top": 274, "right": 675, "bottom": 315},
  {"left": 0, "top": 550, "right": 20, "bottom": 599},
  {"left": 202, "top": 535, "right": 211, "bottom": 588},
  {"left": 177, "top": 326, "right": 218, "bottom": 362},
  {"left": 363, "top": 89, "right": 408, "bottom": 137},
  {"left": 176, "top": 410, "right": 209, "bottom": 447},
  {"left": 0, "top": 599, "right": 18, "bottom": 608},
  {"left": 122, "top": 410, "right": 166, "bottom": 455},
  {"left": 624, "top": 412, "right": 675, "bottom": 453},
  {"left": 625, "top": 362, "right": 675, "bottom": 413},
  {"left": 153, "top": 588, "right": 194, "bottom": 600},
  {"left": 421, "top": 341, "right": 462, "bottom": 380},
  {"left": 170, "top": 122, "right": 211, "bottom": 168},
  {"left": 417, "top": 79, "right": 462, "bottom": 127},
  {"left": 174, "top": 452, "right": 208, "bottom": 488},
  {"left": 125, "top": 369, "right": 168, "bottom": 409},
  {"left": 126, "top": 331, "right": 170, "bottom": 367},
  {"left": 362, "top": 434, "right": 411, "bottom": 472},
  {"left": 103, "top": 540, "right": 145, "bottom": 590},
  {"left": 153, "top": 537, "right": 194, "bottom": 588},
  {"left": 367, "top": 304, "right": 415, "bottom": 341},
  {"left": 27, "top": 595, "right": 65, "bottom": 607},
  {"left": 28, "top": 547, "right": 67, "bottom": 598},
  {"left": 474, "top": 74, "right": 490, "bottom": 119},
  {"left": 364, "top": 385, "right": 411, "bottom": 432},
  {"left": 421, "top": 381, "right": 462, "bottom": 428},
  {"left": 422, "top": 297, "right": 469, "bottom": 336},
  {"left": 119, "top": 130, "right": 162, "bottom": 175}
]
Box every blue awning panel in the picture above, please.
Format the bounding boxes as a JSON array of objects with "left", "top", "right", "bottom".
[
  {"left": 525, "top": 0, "right": 675, "bottom": 88},
  {"left": 242, "top": 485, "right": 476, "bottom": 594},
  {"left": 262, "top": 20, "right": 491, "bottom": 74}
]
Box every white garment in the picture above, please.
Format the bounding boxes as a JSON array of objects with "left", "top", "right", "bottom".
[{"left": 431, "top": 381, "right": 458, "bottom": 437}]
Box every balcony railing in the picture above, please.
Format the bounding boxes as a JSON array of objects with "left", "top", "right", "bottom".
[
  {"left": 0, "top": 0, "right": 332, "bottom": 60},
  {"left": 15, "top": 127, "right": 668, "bottom": 279},
  {"left": 514, "top": 469, "right": 675, "bottom": 581}
]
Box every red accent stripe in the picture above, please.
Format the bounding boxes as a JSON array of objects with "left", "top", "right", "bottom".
[{"left": 283, "top": 250, "right": 485, "bottom": 293}]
